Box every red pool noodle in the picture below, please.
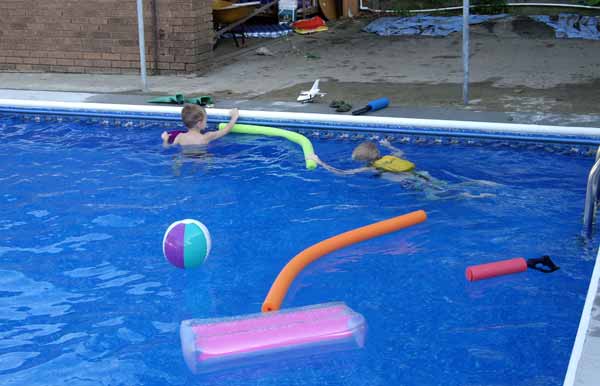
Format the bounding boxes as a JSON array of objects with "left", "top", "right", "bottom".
[{"left": 465, "top": 257, "right": 528, "bottom": 281}]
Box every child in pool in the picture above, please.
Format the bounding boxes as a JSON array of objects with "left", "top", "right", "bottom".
[
  {"left": 161, "top": 104, "right": 239, "bottom": 147},
  {"left": 308, "top": 139, "right": 430, "bottom": 180},
  {"left": 309, "top": 140, "right": 498, "bottom": 199}
]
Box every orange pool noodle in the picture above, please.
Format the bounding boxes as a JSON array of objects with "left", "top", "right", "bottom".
[
  {"left": 465, "top": 257, "right": 528, "bottom": 282},
  {"left": 262, "top": 210, "right": 427, "bottom": 312}
]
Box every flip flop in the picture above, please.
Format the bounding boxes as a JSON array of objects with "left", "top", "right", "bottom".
[
  {"left": 336, "top": 103, "right": 352, "bottom": 113},
  {"left": 147, "top": 94, "right": 185, "bottom": 104},
  {"left": 185, "top": 96, "right": 214, "bottom": 107},
  {"left": 147, "top": 94, "right": 214, "bottom": 107}
]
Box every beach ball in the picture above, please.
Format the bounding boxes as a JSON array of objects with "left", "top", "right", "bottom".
[{"left": 163, "top": 219, "right": 211, "bottom": 269}]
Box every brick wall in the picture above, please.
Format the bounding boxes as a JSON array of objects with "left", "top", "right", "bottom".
[{"left": 0, "top": 0, "right": 214, "bottom": 74}]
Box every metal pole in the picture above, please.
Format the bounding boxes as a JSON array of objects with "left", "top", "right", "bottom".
[
  {"left": 136, "top": 0, "right": 148, "bottom": 91},
  {"left": 462, "top": 0, "right": 470, "bottom": 105},
  {"left": 583, "top": 158, "right": 600, "bottom": 236},
  {"left": 151, "top": 0, "right": 160, "bottom": 75}
]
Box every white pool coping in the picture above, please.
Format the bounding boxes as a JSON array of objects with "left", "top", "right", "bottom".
[
  {"left": 1, "top": 97, "right": 599, "bottom": 384},
  {"left": 564, "top": 246, "right": 600, "bottom": 386},
  {"left": 1, "top": 98, "right": 600, "bottom": 138}
]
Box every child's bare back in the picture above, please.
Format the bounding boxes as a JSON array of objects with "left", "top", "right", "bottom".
[
  {"left": 172, "top": 130, "right": 213, "bottom": 146},
  {"left": 161, "top": 104, "right": 239, "bottom": 148}
]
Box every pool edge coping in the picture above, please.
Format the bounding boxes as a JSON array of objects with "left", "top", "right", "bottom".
[
  {"left": 563, "top": 246, "right": 600, "bottom": 386},
  {"left": 1, "top": 98, "right": 600, "bottom": 139}
]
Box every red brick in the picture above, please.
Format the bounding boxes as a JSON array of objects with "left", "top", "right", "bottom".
[
  {"left": 109, "top": 45, "right": 138, "bottom": 54},
  {"left": 117, "top": 40, "right": 138, "bottom": 47},
  {"left": 1, "top": 0, "right": 213, "bottom": 75},
  {"left": 110, "top": 32, "right": 137, "bottom": 40},
  {"left": 111, "top": 61, "right": 128, "bottom": 68},
  {"left": 82, "top": 52, "right": 104, "bottom": 60},
  {"left": 39, "top": 58, "right": 58, "bottom": 65},
  {"left": 8, "top": 9, "right": 26, "bottom": 16},
  {"left": 5, "top": 57, "right": 23, "bottom": 64},
  {"left": 102, "top": 53, "right": 121, "bottom": 60},
  {"left": 74, "top": 59, "right": 94, "bottom": 67},
  {"left": 56, "top": 59, "right": 75, "bottom": 66},
  {"left": 70, "top": 17, "right": 89, "bottom": 24},
  {"left": 84, "top": 67, "right": 123, "bottom": 74},
  {"left": 120, "top": 53, "right": 140, "bottom": 61},
  {"left": 62, "top": 52, "right": 84, "bottom": 59},
  {"left": 88, "top": 17, "right": 109, "bottom": 25},
  {"left": 92, "top": 60, "right": 112, "bottom": 67}
]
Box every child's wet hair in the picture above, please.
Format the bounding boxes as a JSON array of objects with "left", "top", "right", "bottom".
[
  {"left": 352, "top": 141, "right": 380, "bottom": 162},
  {"left": 181, "top": 104, "right": 207, "bottom": 129}
]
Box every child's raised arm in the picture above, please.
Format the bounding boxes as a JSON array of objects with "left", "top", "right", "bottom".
[{"left": 205, "top": 108, "right": 239, "bottom": 142}]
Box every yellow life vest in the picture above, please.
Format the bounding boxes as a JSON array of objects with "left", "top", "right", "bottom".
[{"left": 372, "top": 155, "right": 415, "bottom": 173}]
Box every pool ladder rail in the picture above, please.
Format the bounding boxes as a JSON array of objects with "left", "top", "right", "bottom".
[{"left": 583, "top": 146, "right": 600, "bottom": 236}]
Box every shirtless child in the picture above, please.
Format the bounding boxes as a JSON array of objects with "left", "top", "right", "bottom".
[{"left": 161, "top": 104, "right": 239, "bottom": 147}]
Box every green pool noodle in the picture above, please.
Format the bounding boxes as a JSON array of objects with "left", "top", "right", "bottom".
[{"left": 218, "top": 123, "right": 317, "bottom": 170}]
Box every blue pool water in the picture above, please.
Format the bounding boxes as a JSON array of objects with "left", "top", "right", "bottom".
[{"left": 0, "top": 114, "right": 597, "bottom": 386}]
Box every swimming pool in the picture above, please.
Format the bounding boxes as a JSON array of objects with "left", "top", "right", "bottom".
[{"left": 0, "top": 101, "right": 598, "bottom": 386}]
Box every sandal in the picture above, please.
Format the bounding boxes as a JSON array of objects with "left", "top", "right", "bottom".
[{"left": 336, "top": 103, "right": 352, "bottom": 113}]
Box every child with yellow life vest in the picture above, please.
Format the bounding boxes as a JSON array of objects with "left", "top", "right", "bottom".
[
  {"left": 309, "top": 140, "right": 499, "bottom": 199},
  {"left": 308, "top": 140, "right": 431, "bottom": 181}
]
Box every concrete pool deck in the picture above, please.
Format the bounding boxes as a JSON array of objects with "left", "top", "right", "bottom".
[{"left": 2, "top": 88, "right": 600, "bottom": 129}]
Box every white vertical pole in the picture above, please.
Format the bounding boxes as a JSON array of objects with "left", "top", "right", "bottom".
[
  {"left": 462, "top": 0, "right": 470, "bottom": 105},
  {"left": 136, "top": 0, "right": 148, "bottom": 91}
]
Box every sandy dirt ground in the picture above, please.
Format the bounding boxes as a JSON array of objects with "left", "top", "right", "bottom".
[
  {"left": 209, "top": 15, "right": 600, "bottom": 114},
  {"left": 1, "top": 15, "right": 598, "bottom": 117}
]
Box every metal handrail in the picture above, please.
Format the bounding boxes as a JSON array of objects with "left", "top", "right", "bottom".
[
  {"left": 596, "top": 147, "right": 600, "bottom": 201},
  {"left": 583, "top": 147, "right": 600, "bottom": 236}
]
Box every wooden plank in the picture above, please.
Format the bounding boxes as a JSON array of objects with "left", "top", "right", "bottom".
[
  {"left": 214, "top": 1, "right": 278, "bottom": 40},
  {"left": 342, "top": 0, "right": 359, "bottom": 17}
]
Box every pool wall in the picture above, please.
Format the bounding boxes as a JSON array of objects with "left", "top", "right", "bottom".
[
  {"left": 564, "top": 246, "right": 600, "bottom": 386},
  {"left": 1, "top": 98, "right": 600, "bottom": 145},
  {"left": 1, "top": 98, "right": 599, "bottom": 385}
]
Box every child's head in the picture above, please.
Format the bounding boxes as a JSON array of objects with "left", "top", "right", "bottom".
[
  {"left": 181, "top": 104, "right": 207, "bottom": 130},
  {"left": 352, "top": 141, "right": 380, "bottom": 163}
]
